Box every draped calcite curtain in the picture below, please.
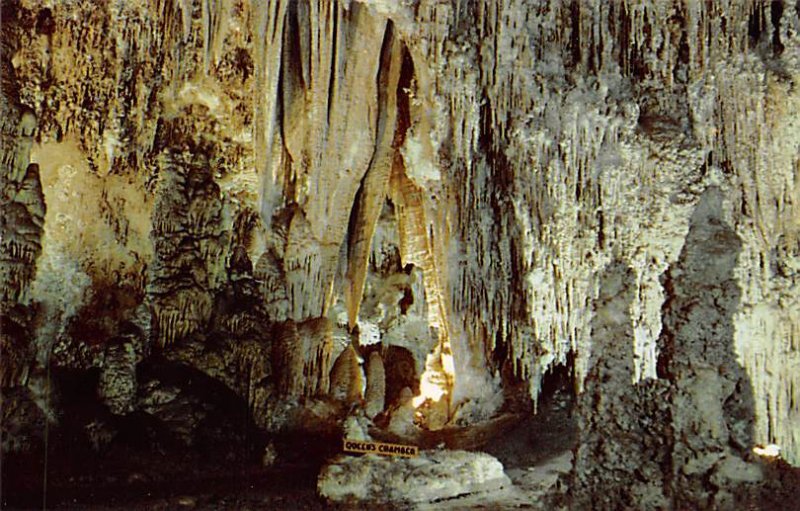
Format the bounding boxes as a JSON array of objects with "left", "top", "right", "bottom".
[{"left": 255, "top": 1, "right": 388, "bottom": 322}]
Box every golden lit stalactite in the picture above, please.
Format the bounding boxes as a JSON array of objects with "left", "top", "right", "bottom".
[
  {"left": 252, "top": 0, "right": 289, "bottom": 224},
  {"left": 271, "top": 3, "right": 386, "bottom": 320},
  {"left": 389, "top": 151, "right": 454, "bottom": 428},
  {"left": 344, "top": 24, "right": 405, "bottom": 330}
]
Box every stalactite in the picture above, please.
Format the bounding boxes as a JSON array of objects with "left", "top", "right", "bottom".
[
  {"left": 389, "top": 161, "right": 448, "bottom": 339},
  {"left": 388, "top": 155, "right": 460, "bottom": 423},
  {"left": 344, "top": 25, "right": 405, "bottom": 329},
  {"left": 263, "top": 2, "right": 392, "bottom": 322},
  {"left": 271, "top": 317, "right": 333, "bottom": 400},
  {"left": 200, "top": 0, "right": 232, "bottom": 75},
  {"left": 252, "top": 0, "right": 289, "bottom": 225}
]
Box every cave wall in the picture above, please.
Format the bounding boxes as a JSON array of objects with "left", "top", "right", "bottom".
[
  {"left": 1, "top": 0, "right": 799, "bottom": 469},
  {"left": 407, "top": 0, "right": 800, "bottom": 462}
]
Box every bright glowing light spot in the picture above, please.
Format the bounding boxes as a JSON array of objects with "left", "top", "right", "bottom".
[
  {"left": 412, "top": 372, "right": 446, "bottom": 408},
  {"left": 357, "top": 320, "right": 381, "bottom": 346},
  {"left": 441, "top": 351, "right": 455, "bottom": 378},
  {"left": 753, "top": 444, "right": 781, "bottom": 458},
  {"left": 412, "top": 346, "right": 455, "bottom": 410}
]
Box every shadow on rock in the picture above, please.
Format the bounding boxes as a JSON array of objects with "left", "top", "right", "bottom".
[{"left": 569, "top": 187, "right": 785, "bottom": 510}]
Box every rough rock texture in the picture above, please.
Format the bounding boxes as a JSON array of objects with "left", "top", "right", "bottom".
[
  {"left": 317, "top": 450, "right": 511, "bottom": 505},
  {"left": 416, "top": 0, "right": 800, "bottom": 465},
  {"left": 271, "top": 317, "right": 333, "bottom": 400},
  {"left": 1, "top": 1, "right": 799, "bottom": 498},
  {"left": 571, "top": 260, "right": 670, "bottom": 510},
  {"left": 97, "top": 338, "right": 139, "bottom": 415},
  {"left": 658, "top": 187, "right": 761, "bottom": 508},
  {"left": 148, "top": 144, "right": 226, "bottom": 348},
  {"left": 0, "top": 3, "right": 45, "bottom": 389},
  {"left": 364, "top": 351, "right": 386, "bottom": 419},
  {"left": 570, "top": 190, "right": 768, "bottom": 509}
]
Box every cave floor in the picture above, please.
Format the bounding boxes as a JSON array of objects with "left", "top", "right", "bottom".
[
  {"left": 1, "top": 389, "right": 575, "bottom": 510},
  {"left": 3, "top": 446, "right": 329, "bottom": 511},
  {"left": 2, "top": 390, "right": 580, "bottom": 510},
  {"left": 3, "top": 447, "right": 573, "bottom": 511},
  {"left": 4, "top": 391, "right": 799, "bottom": 510}
]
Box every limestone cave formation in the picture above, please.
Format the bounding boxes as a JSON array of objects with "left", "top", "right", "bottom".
[{"left": 1, "top": 0, "right": 799, "bottom": 509}]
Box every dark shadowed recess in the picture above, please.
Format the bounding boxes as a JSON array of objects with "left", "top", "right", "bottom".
[{"left": 0, "top": 358, "right": 342, "bottom": 510}]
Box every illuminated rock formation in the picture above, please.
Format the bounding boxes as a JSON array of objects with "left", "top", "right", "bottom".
[{"left": 318, "top": 449, "right": 512, "bottom": 505}]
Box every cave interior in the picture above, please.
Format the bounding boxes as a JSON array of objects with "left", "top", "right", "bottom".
[{"left": 1, "top": 0, "right": 800, "bottom": 509}]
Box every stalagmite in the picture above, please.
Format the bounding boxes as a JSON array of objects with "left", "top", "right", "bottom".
[
  {"left": 387, "top": 386, "right": 416, "bottom": 437},
  {"left": 97, "top": 341, "right": 138, "bottom": 416},
  {"left": 255, "top": 248, "right": 290, "bottom": 321},
  {"left": 329, "top": 343, "right": 363, "bottom": 406},
  {"left": 364, "top": 351, "right": 386, "bottom": 419},
  {"left": 658, "top": 187, "right": 760, "bottom": 508},
  {"left": 571, "top": 261, "right": 670, "bottom": 509}
]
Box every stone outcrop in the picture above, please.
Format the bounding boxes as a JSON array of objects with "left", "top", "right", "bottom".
[
  {"left": 570, "top": 189, "right": 765, "bottom": 509},
  {"left": 570, "top": 261, "right": 670, "bottom": 510},
  {"left": 318, "top": 449, "right": 511, "bottom": 505}
]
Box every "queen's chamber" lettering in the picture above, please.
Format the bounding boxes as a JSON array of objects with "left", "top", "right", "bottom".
[{"left": 343, "top": 439, "right": 419, "bottom": 458}]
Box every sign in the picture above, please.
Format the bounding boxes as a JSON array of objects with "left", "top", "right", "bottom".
[{"left": 343, "top": 439, "right": 419, "bottom": 458}]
